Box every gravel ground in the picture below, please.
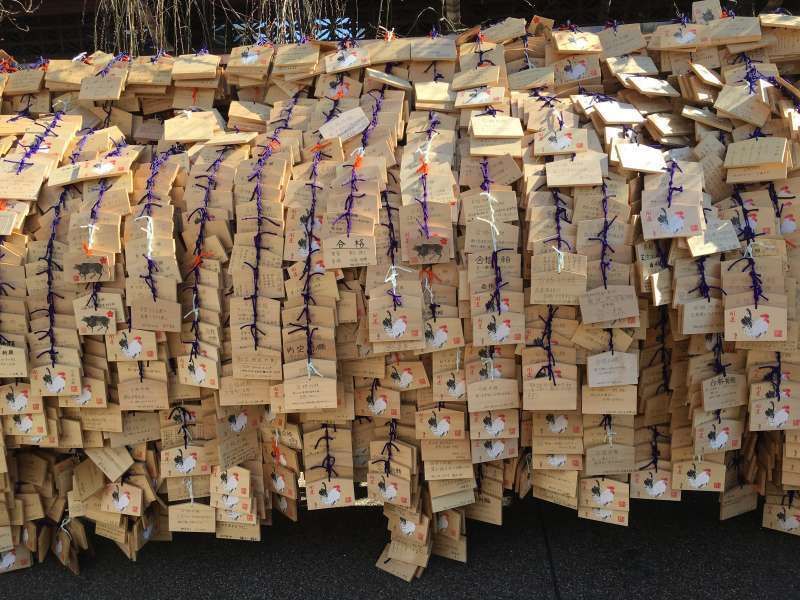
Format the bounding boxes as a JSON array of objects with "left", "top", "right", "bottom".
[{"left": 3, "top": 492, "right": 796, "bottom": 599}]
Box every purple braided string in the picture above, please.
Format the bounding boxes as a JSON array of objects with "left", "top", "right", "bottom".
[
  {"left": 767, "top": 182, "right": 794, "bottom": 220},
  {"left": 664, "top": 160, "right": 683, "bottom": 208},
  {"left": 532, "top": 305, "right": 558, "bottom": 385},
  {"left": 96, "top": 52, "right": 128, "bottom": 78},
  {"left": 32, "top": 186, "right": 71, "bottom": 367},
  {"left": 241, "top": 94, "right": 300, "bottom": 349},
  {"left": 588, "top": 182, "right": 616, "bottom": 289},
  {"left": 726, "top": 255, "right": 768, "bottom": 309},
  {"left": 542, "top": 188, "right": 572, "bottom": 250},
  {"left": 688, "top": 256, "right": 726, "bottom": 302},
  {"left": 6, "top": 111, "right": 63, "bottom": 174}
]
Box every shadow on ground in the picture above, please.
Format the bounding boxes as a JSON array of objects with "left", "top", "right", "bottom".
[{"left": 4, "top": 493, "right": 795, "bottom": 599}]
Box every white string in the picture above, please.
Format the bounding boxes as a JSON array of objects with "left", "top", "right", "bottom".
[
  {"left": 80, "top": 223, "right": 98, "bottom": 253},
  {"left": 377, "top": 26, "right": 396, "bottom": 41},
  {"left": 476, "top": 191, "right": 499, "bottom": 252},
  {"left": 72, "top": 52, "right": 88, "bottom": 62},
  {"left": 551, "top": 245, "right": 565, "bottom": 273},
  {"left": 306, "top": 359, "right": 322, "bottom": 379},
  {"left": 605, "top": 423, "right": 616, "bottom": 446},
  {"left": 481, "top": 356, "right": 496, "bottom": 380},
  {"left": 423, "top": 275, "right": 435, "bottom": 307},
  {"left": 384, "top": 264, "right": 413, "bottom": 298},
  {"left": 185, "top": 477, "right": 194, "bottom": 503},
  {"left": 59, "top": 515, "right": 73, "bottom": 541},
  {"left": 415, "top": 130, "right": 438, "bottom": 164},
  {"left": 455, "top": 348, "right": 461, "bottom": 371},
  {"left": 135, "top": 215, "right": 155, "bottom": 259}
]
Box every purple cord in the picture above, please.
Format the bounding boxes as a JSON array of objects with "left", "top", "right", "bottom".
[
  {"left": 688, "top": 256, "right": 726, "bottom": 302},
  {"left": 6, "top": 111, "right": 63, "bottom": 174},
  {"left": 664, "top": 160, "right": 683, "bottom": 208},
  {"left": 588, "top": 182, "right": 616, "bottom": 289}
]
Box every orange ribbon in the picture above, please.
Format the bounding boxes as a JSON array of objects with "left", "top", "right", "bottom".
[
  {"left": 268, "top": 137, "right": 282, "bottom": 150},
  {"left": 82, "top": 241, "right": 93, "bottom": 257},
  {"left": 333, "top": 88, "right": 345, "bottom": 100},
  {"left": 271, "top": 437, "right": 282, "bottom": 464},
  {"left": 191, "top": 251, "right": 213, "bottom": 269},
  {"left": 418, "top": 266, "right": 442, "bottom": 284},
  {"left": 352, "top": 153, "right": 364, "bottom": 170},
  {"left": 416, "top": 158, "right": 429, "bottom": 175},
  {"left": 309, "top": 140, "right": 331, "bottom": 153},
  {"left": 191, "top": 87, "right": 198, "bottom": 105}
]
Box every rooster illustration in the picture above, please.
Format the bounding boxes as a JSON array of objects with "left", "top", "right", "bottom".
[
  {"left": 703, "top": 334, "right": 716, "bottom": 351},
  {"left": 220, "top": 471, "right": 239, "bottom": 494},
  {"left": 271, "top": 472, "right": 286, "bottom": 492},
  {"left": 378, "top": 476, "right": 397, "bottom": 501},
  {"left": 319, "top": 481, "right": 341, "bottom": 506},
  {"left": 479, "top": 362, "right": 502, "bottom": 380},
  {"left": 119, "top": 332, "right": 143, "bottom": 359},
  {"left": 382, "top": 311, "right": 407, "bottom": 338},
  {"left": 428, "top": 412, "right": 451, "bottom": 437},
  {"left": 277, "top": 496, "right": 288, "bottom": 512},
  {"left": 446, "top": 372, "right": 465, "bottom": 398},
  {"left": 483, "top": 439, "right": 505, "bottom": 459},
  {"left": 781, "top": 215, "right": 796, "bottom": 234},
  {"left": 367, "top": 391, "right": 387, "bottom": 415},
  {"left": 740, "top": 308, "right": 769, "bottom": 338},
  {"left": 777, "top": 508, "right": 800, "bottom": 531},
  {"left": 701, "top": 9, "right": 714, "bottom": 22},
  {"left": 12, "top": 414, "right": 32, "bottom": 434},
  {"left": 42, "top": 368, "right": 66, "bottom": 394},
  {"left": 188, "top": 361, "right": 208, "bottom": 385},
  {"left": 707, "top": 424, "right": 730, "bottom": 450},
  {"left": 673, "top": 28, "right": 696, "bottom": 44},
  {"left": 591, "top": 480, "right": 615, "bottom": 506},
  {"left": 221, "top": 495, "right": 239, "bottom": 509},
  {"left": 766, "top": 401, "right": 790, "bottom": 428},
  {"left": 436, "top": 513, "right": 449, "bottom": 531},
  {"left": 547, "top": 131, "right": 573, "bottom": 150},
  {"left": 686, "top": 463, "right": 711, "bottom": 489},
  {"left": 399, "top": 518, "right": 416, "bottom": 535},
  {"left": 487, "top": 315, "right": 511, "bottom": 342},
  {"left": 299, "top": 211, "right": 323, "bottom": 231},
  {"left": 297, "top": 235, "right": 320, "bottom": 258},
  {"left": 111, "top": 487, "right": 131, "bottom": 512},
  {"left": 731, "top": 210, "right": 758, "bottom": 233},
  {"left": 563, "top": 59, "right": 587, "bottom": 80},
  {"left": 72, "top": 385, "right": 92, "bottom": 406},
  {"left": 592, "top": 508, "right": 613, "bottom": 520},
  {"left": 567, "top": 34, "right": 588, "bottom": 49},
  {"left": 0, "top": 550, "right": 16, "bottom": 571},
  {"left": 643, "top": 472, "right": 668, "bottom": 497},
  {"left": 5, "top": 389, "right": 28, "bottom": 412},
  {"left": 546, "top": 414, "right": 568, "bottom": 433},
  {"left": 225, "top": 511, "right": 241, "bottom": 521},
  {"left": 424, "top": 323, "right": 449, "bottom": 349},
  {"left": 390, "top": 366, "right": 414, "bottom": 389},
  {"left": 173, "top": 449, "right": 197, "bottom": 474},
  {"left": 228, "top": 410, "right": 247, "bottom": 433},
  {"left": 482, "top": 413, "right": 506, "bottom": 437},
  {"left": 657, "top": 207, "right": 684, "bottom": 234},
  {"left": 547, "top": 454, "right": 567, "bottom": 467}
]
